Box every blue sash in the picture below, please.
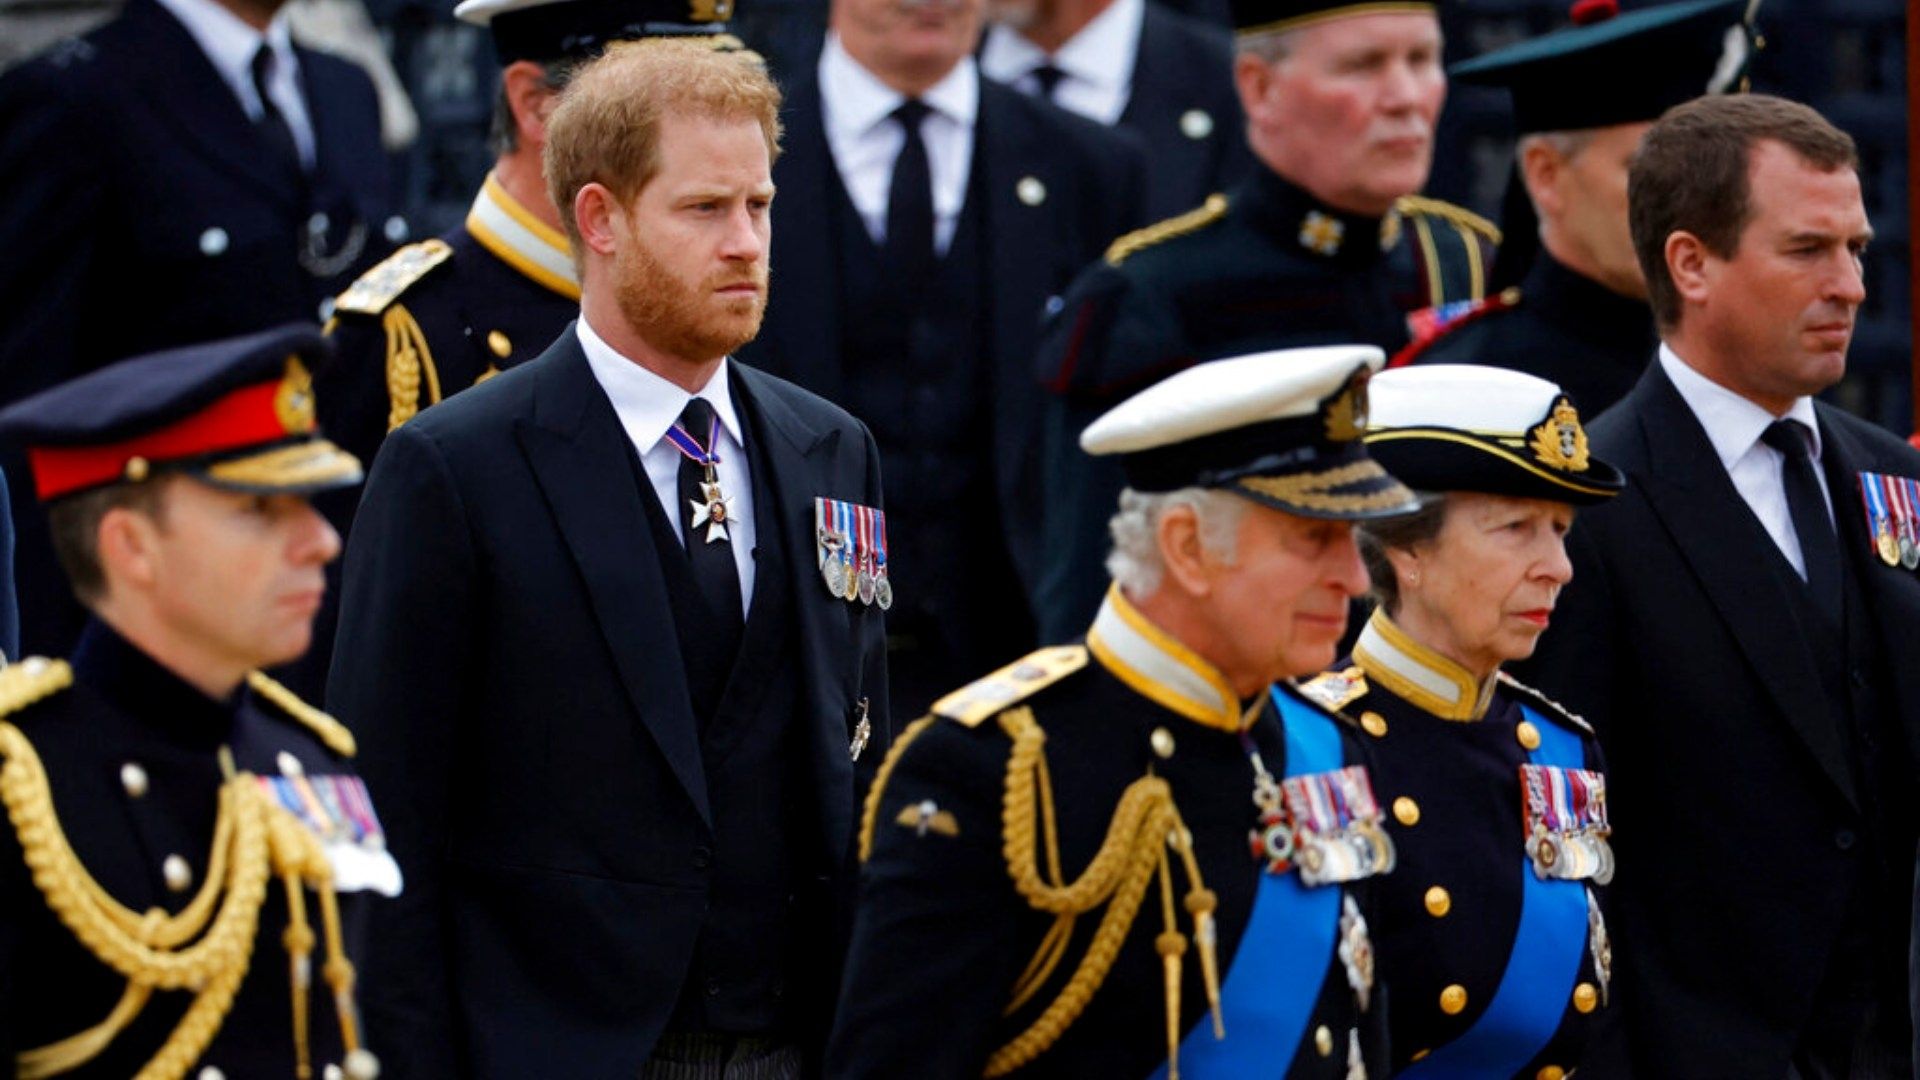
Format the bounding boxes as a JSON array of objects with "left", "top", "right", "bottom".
[
  {"left": 1398, "top": 704, "right": 1587, "bottom": 1079},
  {"left": 1146, "top": 686, "right": 1344, "bottom": 1079}
]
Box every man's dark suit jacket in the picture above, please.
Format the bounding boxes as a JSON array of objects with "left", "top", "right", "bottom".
[
  {"left": 326, "top": 331, "right": 891, "bottom": 1078},
  {"left": 740, "top": 72, "right": 1145, "bottom": 604},
  {"left": 1525, "top": 362, "right": 1920, "bottom": 1077},
  {"left": 1119, "top": 0, "right": 1251, "bottom": 221},
  {"left": 0, "top": 0, "right": 393, "bottom": 657}
]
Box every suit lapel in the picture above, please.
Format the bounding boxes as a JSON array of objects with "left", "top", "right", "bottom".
[
  {"left": 1628, "top": 367, "right": 1858, "bottom": 809},
  {"left": 515, "top": 332, "right": 711, "bottom": 825},
  {"left": 763, "top": 79, "right": 846, "bottom": 401}
]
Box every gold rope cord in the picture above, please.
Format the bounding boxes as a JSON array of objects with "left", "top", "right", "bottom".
[{"left": 382, "top": 304, "right": 442, "bottom": 432}]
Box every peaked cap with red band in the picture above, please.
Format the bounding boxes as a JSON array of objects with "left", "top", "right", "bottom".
[{"left": 0, "top": 323, "right": 364, "bottom": 502}]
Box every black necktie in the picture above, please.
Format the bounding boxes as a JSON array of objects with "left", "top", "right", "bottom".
[
  {"left": 1761, "top": 419, "right": 1843, "bottom": 626},
  {"left": 884, "top": 99, "right": 935, "bottom": 287},
  {"left": 675, "top": 398, "right": 745, "bottom": 655},
  {"left": 1030, "top": 62, "right": 1066, "bottom": 101},
  {"left": 250, "top": 45, "right": 306, "bottom": 187}
]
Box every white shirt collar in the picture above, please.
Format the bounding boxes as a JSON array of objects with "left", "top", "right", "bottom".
[
  {"left": 154, "top": 0, "right": 298, "bottom": 115},
  {"left": 575, "top": 315, "right": 744, "bottom": 453},
  {"left": 819, "top": 33, "right": 979, "bottom": 142},
  {"left": 979, "top": 0, "right": 1143, "bottom": 115},
  {"left": 1658, "top": 342, "right": 1822, "bottom": 471}
]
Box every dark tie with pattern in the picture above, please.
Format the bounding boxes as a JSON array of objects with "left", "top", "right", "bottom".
[
  {"left": 675, "top": 398, "right": 745, "bottom": 657},
  {"left": 884, "top": 98, "right": 936, "bottom": 287},
  {"left": 249, "top": 45, "right": 306, "bottom": 187},
  {"left": 1030, "top": 62, "right": 1066, "bottom": 101},
  {"left": 1761, "top": 418, "right": 1842, "bottom": 626}
]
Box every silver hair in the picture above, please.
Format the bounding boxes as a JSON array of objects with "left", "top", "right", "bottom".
[
  {"left": 1235, "top": 26, "right": 1300, "bottom": 64},
  {"left": 1105, "top": 487, "right": 1250, "bottom": 595}
]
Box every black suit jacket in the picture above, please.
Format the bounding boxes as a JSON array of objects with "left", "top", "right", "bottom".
[
  {"left": 1524, "top": 363, "right": 1920, "bottom": 1077},
  {"left": 0, "top": 0, "right": 393, "bottom": 656},
  {"left": 326, "top": 331, "right": 891, "bottom": 1078},
  {"left": 741, "top": 73, "right": 1145, "bottom": 599},
  {"left": 1120, "top": 1, "right": 1251, "bottom": 221}
]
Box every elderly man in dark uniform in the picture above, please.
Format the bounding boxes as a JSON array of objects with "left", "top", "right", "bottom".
[
  {"left": 737, "top": 0, "right": 1147, "bottom": 719},
  {"left": 0, "top": 324, "right": 400, "bottom": 1079},
  {"left": 1406, "top": 0, "right": 1760, "bottom": 416},
  {"left": 1526, "top": 94, "right": 1919, "bottom": 1078},
  {"left": 979, "top": 0, "right": 1252, "bottom": 222},
  {"left": 829, "top": 345, "right": 1418, "bottom": 1078},
  {"left": 1028, "top": 0, "right": 1500, "bottom": 640},
  {"left": 0, "top": 0, "right": 394, "bottom": 660}
]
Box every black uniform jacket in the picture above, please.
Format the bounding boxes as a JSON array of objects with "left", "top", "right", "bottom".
[
  {"left": 0, "top": 622, "right": 393, "bottom": 1078},
  {"left": 828, "top": 587, "right": 1389, "bottom": 1078},
  {"left": 1029, "top": 169, "right": 1499, "bottom": 640},
  {"left": 0, "top": 0, "right": 393, "bottom": 658},
  {"left": 1523, "top": 363, "right": 1920, "bottom": 1077},
  {"left": 326, "top": 330, "right": 892, "bottom": 1078},
  {"left": 1116, "top": 1, "right": 1253, "bottom": 222},
  {"left": 740, "top": 73, "right": 1146, "bottom": 602},
  {"left": 1312, "top": 609, "right": 1613, "bottom": 1078},
  {"left": 1414, "top": 253, "right": 1657, "bottom": 417}
]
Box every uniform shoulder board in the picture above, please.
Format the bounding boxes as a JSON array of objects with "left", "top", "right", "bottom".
[
  {"left": 1294, "top": 665, "right": 1369, "bottom": 713},
  {"left": 1496, "top": 671, "right": 1594, "bottom": 736},
  {"left": 932, "top": 646, "right": 1090, "bottom": 728},
  {"left": 1104, "top": 193, "right": 1229, "bottom": 266},
  {"left": 1388, "top": 287, "right": 1522, "bottom": 368},
  {"left": 246, "top": 671, "right": 357, "bottom": 757},
  {"left": 1394, "top": 195, "right": 1502, "bottom": 247},
  {"left": 0, "top": 658, "right": 75, "bottom": 721},
  {"left": 332, "top": 239, "right": 454, "bottom": 316}
]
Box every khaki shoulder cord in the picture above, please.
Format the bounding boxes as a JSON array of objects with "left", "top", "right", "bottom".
[
  {"left": 0, "top": 721, "right": 378, "bottom": 1079},
  {"left": 382, "top": 304, "right": 442, "bottom": 432},
  {"left": 984, "top": 709, "right": 1221, "bottom": 1080}
]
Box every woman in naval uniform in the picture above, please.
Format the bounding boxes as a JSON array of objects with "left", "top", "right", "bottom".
[{"left": 1295, "top": 365, "right": 1624, "bottom": 1078}]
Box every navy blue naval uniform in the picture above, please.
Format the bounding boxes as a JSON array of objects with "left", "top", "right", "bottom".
[
  {"left": 1307, "top": 610, "right": 1613, "bottom": 1078},
  {"left": 1030, "top": 167, "right": 1500, "bottom": 640},
  {"left": 0, "top": 623, "right": 395, "bottom": 1078},
  {"left": 828, "top": 586, "right": 1392, "bottom": 1079}
]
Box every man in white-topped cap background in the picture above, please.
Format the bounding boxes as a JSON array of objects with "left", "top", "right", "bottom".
[{"left": 829, "top": 345, "right": 1417, "bottom": 1078}]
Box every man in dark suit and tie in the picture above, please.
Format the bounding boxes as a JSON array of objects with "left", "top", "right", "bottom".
[
  {"left": 327, "top": 41, "right": 890, "bottom": 1079},
  {"left": 737, "top": 0, "right": 1146, "bottom": 719},
  {"left": 0, "top": 0, "right": 394, "bottom": 657},
  {"left": 979, "top": 0, "right": 1251, "bottom": 222},
  {"left": 1525, "top": 94, "right": 1920, "bottom": 1079}
]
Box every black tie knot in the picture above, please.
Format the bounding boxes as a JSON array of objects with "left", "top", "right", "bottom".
[
  {"left": 250, "top": 43, "right": 276, "bottom": 93},
  {"left": 1030, "top": 63, "right": 1066, "bottom": 99},
  {"left": 892, "top": 98, "right": 932, "bottom": 133},
  {"left": 678, "top": 397, "right": 718, "bottom": 440},
  {"left": 1762, "top": 419, "right": 1814, "bottom": 460}
]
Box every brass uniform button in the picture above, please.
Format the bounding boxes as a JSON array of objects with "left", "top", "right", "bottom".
[
  {"left": 1424, "top": 886, "right": 1451, "bottom": 917},
  {"left": 119, "top": 762, "right": 149, "bottom": 798},
  {"left": 1515, "top": 720, "right": 1542, "bottom": 751},
  {"left": 1393, "top": 796, "right": 1420, "bottom": 826},
  {"left": 1538, "top": 1067, "right": 1566, "bottom": 1080},
  {"left": 163, "top": 854, "right": 192, "bottom": 893},
  {"left": 1314, "top": 1024, "right": 1333, "bottom": 1057},
  {"left": 1439, "top": 984, "right": 1468, "bottom": 1014},
  {"left": 1150, "top": 727, "right": 1176, "bottom": 760},
  {"left": 277, "top": 750, "right": 304, "bottom": 777},
  {"left": 1360, "top": 711, "right": 1388, "bottom": 738},
  {"left": 487, "top": 330, "right": 512, "bottom": 358},
  {"left": 124, "top": 456, "right": 150, "bottom": 482},
  {"left": 1410, "top": 1049, "right": 1431, "bottom": 1062},
  {"left": 1573, "top": 982, "right": 1599, "bottom": 1013}
]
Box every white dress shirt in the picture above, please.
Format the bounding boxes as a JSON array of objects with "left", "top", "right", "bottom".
[
  {"left": 978, "top": 0, "right": 1144, "bottom": 126},
  {"left": 1659, "top": 343, "right": 1833, "bottom": 580},
  {"left": 578, "top": 317, "right": 757, "bottom": 610},
  {"left": 818, "top": 34, "right": 979, "bottom": 255},
  {"left": 155, "top": 0, "right": 316, "bottom": 168}
]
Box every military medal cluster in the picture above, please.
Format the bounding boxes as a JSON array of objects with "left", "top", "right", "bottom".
[
  {"left": 814, "top": 497, "right": 892, "bottom": 609},
  {"left": 1250, "top": 760, "right": 1396, "bottom": 887},
  {"left": 1859, "top": 471, "right": 1920, "bottom": 570},
  {"left": 1521, "top": 763, "right": 1613, "bottom": 883}
]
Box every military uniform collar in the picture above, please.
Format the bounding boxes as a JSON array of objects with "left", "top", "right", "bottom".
[
  {"left": 1526, "top": 253, "right": 1657, "bottom": 353},
  {"left": 466, "top": 172, "right": 581, "bottom": 300},
  {"left": 1352, "top": 608, "right": 1496, "bottom": 721},
  {"left": 1239, "top": 166, "right": 1389, "bottom": 268},
  {"left": 71, "top": 619, "right": 239, "bottom": 750},
  {"left": 1086, "top": 584, "right": 1248, "bottom": 732}
]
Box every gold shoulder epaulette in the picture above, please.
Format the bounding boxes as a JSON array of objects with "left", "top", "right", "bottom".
[
  {"left": 932, "top": 646, "right": 1089, "bottom": 728},
  {"left": 246, "top": 671, "right": 357, "bottom": 758},
  {"left": 1394, "top": 195, "right": 1502, "bottom": 246},
  {"left": 1295, "top": 665, "right": 1368, "bottom": 713},
  {"left": 333, "top": 239, "right": 454, "bottom": 316},
  {"left": 0, "top": 658, "right": 75, "bottom": 720},
  {"left": 1104, "top": 193, "right": 1229, "bottom": 266},
  {"left": 1496, "top": 671, "right": 1593, "bottom": 736}
]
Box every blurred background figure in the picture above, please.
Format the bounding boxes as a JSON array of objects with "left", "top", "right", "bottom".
[
  {"left": 737, "top": 0, "right": 1147, "bottom": 720},
  {"left": 1406, "top": 0, "right": 1761, "bottom": 417},
  {"left": 979, "top": 0, "right": 1250, "bottom": 221}
]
